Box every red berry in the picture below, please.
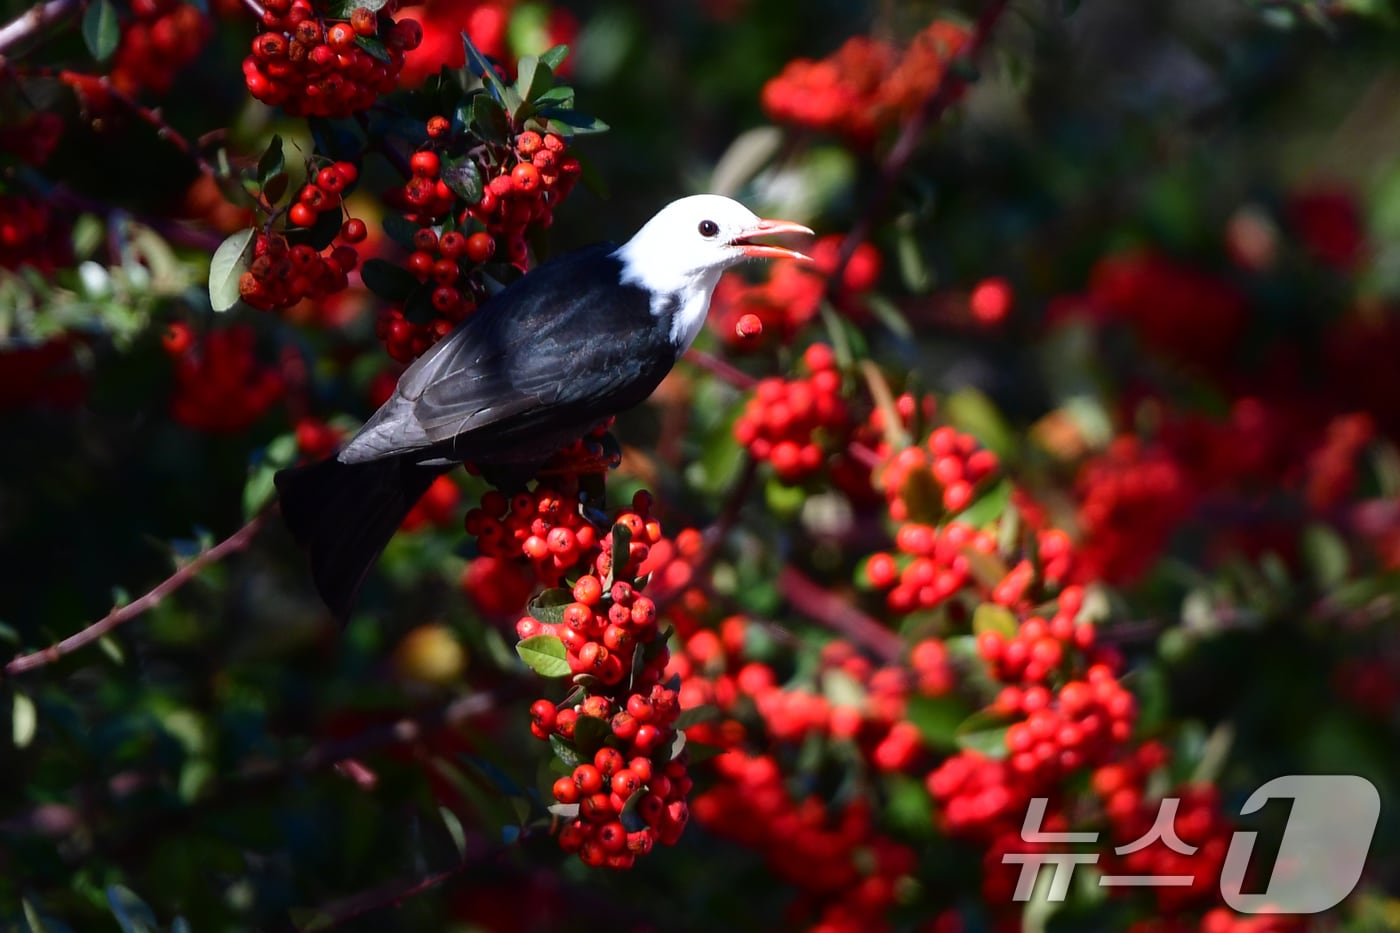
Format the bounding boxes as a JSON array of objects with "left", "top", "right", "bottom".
[
  {"left": 465, "top": 231, "right": 495, "bottom": 263},
  {"left": 410, "top": 150, "right": 441, "bottom": 178},
  {"left": 288, "top": 202, "right": 316, "bottom": 227},
  {"left": 970, "top": 276, "right": 1013, "bottom": 325},
  {"left": 340, "top": 218, "right": 367, "bottom": 243}
]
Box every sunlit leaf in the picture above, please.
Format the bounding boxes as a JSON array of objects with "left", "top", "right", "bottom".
[
  {"left": 516, "top": 634, "right": 570, "bottom": 676},
  {"left": 208, "top": 228, "right": 256, "bottom": 312}
]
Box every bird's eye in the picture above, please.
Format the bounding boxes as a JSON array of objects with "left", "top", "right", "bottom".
[{"left": 698, "top": 220, "right": 719, "bottom": 238}]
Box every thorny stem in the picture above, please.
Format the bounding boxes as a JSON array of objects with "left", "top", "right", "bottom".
[{"left": 3, "top": 516, "right": 267, "bottom": 678}]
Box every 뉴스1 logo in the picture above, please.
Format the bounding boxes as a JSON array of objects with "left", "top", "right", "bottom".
[{"left": 1003, "top": 774, "right": 1380, "bottom": 913}]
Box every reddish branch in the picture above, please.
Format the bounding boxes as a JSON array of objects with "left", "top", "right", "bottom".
[
  {"left": 777, "top": 565, "right": 903, "bottom": 663},
  {"left": 3, "top": 515, "right": 266, "bottom": 678},
  {"left": 0, "top": 0, "right": 80, "bottom": 60}
]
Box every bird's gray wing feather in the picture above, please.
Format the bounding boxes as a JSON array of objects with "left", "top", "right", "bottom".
[{"left": 341, "top": 245, "right": 666, "bottom": 464}]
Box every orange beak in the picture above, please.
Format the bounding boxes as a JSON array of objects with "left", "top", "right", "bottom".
[{"left": 732, "top": 218, "right": 815, "bottom": 262}]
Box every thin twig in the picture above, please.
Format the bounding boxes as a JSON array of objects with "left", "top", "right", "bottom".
[
  {"left": 100, "top": 76, "right": 220, "bottom": 177},
  {"left": 0, "top": 0, "right": 81, "bottom": 61},
  {"left": 4, "top": 515, "right": 266, "bottom": 678},
  {"left": 683, "top": 346, "right": 757, "bottom": 390}
]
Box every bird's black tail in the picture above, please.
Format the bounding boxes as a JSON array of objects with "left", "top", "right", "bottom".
[{"left": 274, "top": 455, "right": 447, "bottom": 622}]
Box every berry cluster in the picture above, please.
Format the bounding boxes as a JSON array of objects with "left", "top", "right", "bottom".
[
  {"left": 1073, "top": 436, "right": 1193, "bottom": 585},
  {"left": 243, "top": 3, "right": 420, "bottom": 117},
  {"left": 111, "top": 0, "right": 211, "bottom": 97},
  {"left": 460, "top": 130, "right": 582, "bottom": 264},
  {"left": 238, "top": 230, "right": 358, "bottom": 312},
  {"left": 373, "top": 129, "right": 581, "bottom": 360},
  {"left": 877, "top": 424, "right": 1001, "bottom": 518},
  {"left": 694, "top": 753, "right": 917, "bottom": 933},
  {"left": 733, "top": 344, "right": 850, "bottom": 484},
  {"left": 761, "top": 20, "right": 969, "bottom": 146},
  {"left": 464, "top": 486, "right": 600, "bottom": 589},
  {"left": 169, "top": 326, "right": 283, "bottom": 433},
  {"left": 510, "top": 494, "right": 695, "bottom": 868}
]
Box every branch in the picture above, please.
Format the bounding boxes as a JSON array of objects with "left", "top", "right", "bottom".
[
  {"left": 823, "top": 0, "right": 1012, "bottom": 295},
  {"left": 777, "top": 565, "right": 904, "bottom": 663},
  {"left": 4, "top": 515, "right": 267, "bottom": 678},
  {"left": 0, "top": 0, "right": 80, "bottom": 61},
  {"left": 100, "top": 76, "right": 220, "bottom": 177}
]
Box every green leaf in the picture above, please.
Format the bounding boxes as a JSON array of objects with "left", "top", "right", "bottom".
[
  {"left": 360, "top": 258, "right": 421, "bottom": 302},
  {"left": 674, "top": 704, "right": 720, "bottom": 730},
  {"left": 12, "top": 690, "right": 36, "bottom": 749},
  {"left": 955, "top": 709, "right": 1012, "bottom": 758},
  {"left": 904, "top": 694, "right": 973, "bottom": 750},
  {"left": 537, "top": 106, "right": 609, "bottom": 134},
  {"left": 538, "top": 44, "right": 569, "bottom": 71},
  {"left": 953, "top": 477, "right": 1011, "bottom": 528},
  {"left": 972, "top": 602, "right": 1018, "bottom": 639},
  {"left": 354, "top": 34, "right": 392, "bottom": 65},
  {"left": 82, "top": 0, "right": 120, "bottom": 62},
  {"left": 208, "top": 228, "right": 256, "bottom": 312},
  {"left": 548, "top": 733, "right": 582, "bottom": 768},
  {"left": 257, "top": 135, "right": 284, "bottom": 186},
  {"left": 470, "top": 94, "right": 511, "bottom": 144},
  {"left": 516, "top": 55, "right": 554, "bottom": 104},
  {"left": 527, "top": 587, "right": 574, "bottom": 625},
  {"left": 944, "top": 387, "right": 1016, "bottom": 462},
  {"left": 106, "top": 885, "right": 157, "bottom": 933},
  {"left": 324, "top": 0, "right": 390, "bottom": 15},
  {"left": 439, "top": 806, "right": 467, "bottom": 857},
  {"left": 462, "top": 31, "right": 510, "bottom": 102},
  {"left": 442, "top": 155, "right": 483, "bottom": 203},
  {"left": 571, "top": 712, "right": 610, "bottom": 757},
  {"left": 530, "top": 86, "right": 574, "bottom": 109},
  {"left": 261, "top": 172, "right": 289, "bottom": 207},
  {"left": 1302, "top": 524, "right": 1350, "bottom": 590},
  {"left": 382, "top": 213, "right": 421, "bottom": 251},
  {"left": 516, "top": 634, "right": 570, "bottom": 676},
  {"left": 608, "top": 521, "right": 633, "bottom": 587},
  {"left": 666, "top": 728, "right": 686, "bottom": 762}
]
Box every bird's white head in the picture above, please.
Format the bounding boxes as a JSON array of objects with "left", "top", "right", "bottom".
[{"left": 614, "top": 194, "right": 813, "bottom": 349}]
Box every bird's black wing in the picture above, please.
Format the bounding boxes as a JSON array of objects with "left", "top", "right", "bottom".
[{"left": 344, "top": 244, "right": 677, "bottom": 464}]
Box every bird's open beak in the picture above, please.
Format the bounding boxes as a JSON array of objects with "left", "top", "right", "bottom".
[{"left": 732, "top": 219, "right": 815, "bottom": 262}]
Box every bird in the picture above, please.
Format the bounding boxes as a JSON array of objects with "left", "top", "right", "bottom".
[{"left": 275, "top": 194, "right": 813, "bottom": 621}]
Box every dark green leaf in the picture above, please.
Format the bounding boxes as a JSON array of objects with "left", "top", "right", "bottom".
[
  {"left": 527, "top": 587, "right": 574, "bottom": 625},
  {"left": 307, "top": 116, "right": 364, "bottom": 165},
  {"left": 462, "top": 31, "right": 510, "bottom": 102},
  {"left": 530, "top": 86, "right": 575, "bottom": 110},
  {"left": 261, "top": 171, "right": 289, "bottom": 207},
  {"left": 208, "top": 228, "right": 256, "bottom": 312},
  {"left": 905, "top": 695, "right": 973, "bottom": 750},
  {"left": 515, "top": 55, "right": 554, "bottom": 104},
  {"left": 538, "top": 44, "right": 569, "bottom": 71},
  {"left": 257, "top": 135, "right": 284, "bottom": 186},
  {"left": 106, "top": 886, "right": 157, "bottom": 933},
  {"left": 607, "top": 520, "right": 632, "bottom": 587},
  {"left": 470, "top": 94, "right": 511, "bottom": 144},
  {"left": 952, "top": 477, "right": 1011, "bottom": 528},
  {"left": 360, "top": 258, "right": 421, "bottom": 302},
  {"left": 1302, "top": 524, "right": 1350, "bottom": 590},
  {"left": 537, "top": 106, "right": 609, "bottom": 134},
  {"left": 382, "top": 212, "right": 421, "bottom": 251},
  {"left": 619, "top": 785, "right": 647, "bottom": 831},
  {"left": 442, "top": 155, "right": 483, "bottom": 203},
  {"left": 548, "top": 733, "right": 582, "bottom": 768},
  {"left": 675, "top": 704, "right": 720, "bottom": 730},
  {"left": 291, "top": 206, "right": 343, "bottom": 251},
  {"left": 955, "top": 709, "right": 1012, "bottom": 758},
  {"left": 571, "top": 712, "right": 611, "bottom": 758},
  {"left": 82, "top": 0, "right": 120, "bottom": 62},
  {"left": 354, "top": 34, "right": 392, "bottom": 65},
  {"left": 516, "top": 635, "right": 571, "bottom": 676}
]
